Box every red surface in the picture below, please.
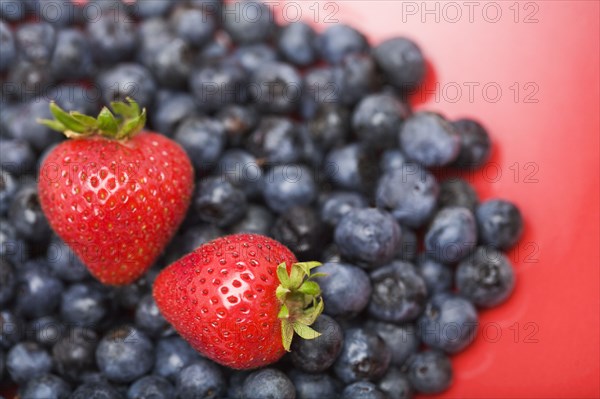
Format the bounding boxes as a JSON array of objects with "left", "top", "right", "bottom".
[
  {"left": 2, "top": 2, "right": 598, "bottom": 398},
  {"left": 274, "top": 1, "right": 600, "bottom": 397}
]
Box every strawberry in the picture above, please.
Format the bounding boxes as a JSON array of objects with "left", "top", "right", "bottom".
[
  {"left": 153, "top": 233, "right": 325, "bottom": 370},
  {"left": 37, "top": 98, "right": 194, "bottom": 285}
]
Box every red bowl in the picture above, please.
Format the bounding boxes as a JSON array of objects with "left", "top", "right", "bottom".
[{"left": 271, "top": 1, "right": 599, "bottom": 397}]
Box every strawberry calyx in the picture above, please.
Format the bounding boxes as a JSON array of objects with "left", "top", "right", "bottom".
[
  {"left": 276, "top": 261, "right": 325, "bottom": 351},
  {"left": 37, "top": 97, "right": 147, "bottom": 141}
]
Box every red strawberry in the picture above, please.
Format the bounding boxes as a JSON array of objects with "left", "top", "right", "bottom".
[
  {"left": 153, "top": 233, "right": 324, "bottom": 370},
  {"left": 37, "top": 99, "right": 194, "bottom": 285}
]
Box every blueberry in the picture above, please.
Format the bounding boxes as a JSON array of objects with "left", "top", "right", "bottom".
[
  {"left": 297, "top": 123, "right": 327, "bottom": 168},
  {"left": 365, "top": 321, "right": 419, "bottom": 367},
  {"left": 476, "top": 199, "right": 523, "bottom": 250},
  {"left": 334, "top": 328, "right": 391, "bottom": 383},
  {"left": 16, "top": 260, "right": 64, "bottom": 318},
  {"left": 216, "top": 105, "right": 259, "bottom": 146},
  {"left": 6, "top": 60, "right": 55, "bottom": 100},
  {"left": 97, "top": 63, "right": 156, "bottom": 110},
  {"left": 145, "top": 37, "right": 194, "bottom": 89},
  {"left": 307, "top": 104, "right": 350, "bottom": 150},
  {"left": 315, "top": 262, "right": 371, "bottom": 318},
  {"left": 0, "top": 21, "right": 16, "bottom": 72},
  {"left": 438, "top": 178, "right": 479, "bottom": 212},
  {"left": 0, "top": 169, "right": 18, "bottom": 216},
  {"left": 0, "top": 1, "right": 27, "bottom": 22},
  {"left": 278, "top": 22, "right": 318, "bottom": 67},
  {"left": 290, "top": 314, "right": 343, "bottom": 373},
  {"left": 7, "top": 342, "right": 53, "bottom": 384},
  {"left": 377, "top": 367, "right": 413, "bottom": 399},
  {"left": 113, "top": 275, "right": 150, "bottom": 311},
  {"left": 325, "top": 144, "right": 379, "bottom": 193},
  {"left": 0, "top": 138, "right": 36, "bottom": 179},
  {"left": 19, "top": 373, "right": 71, "bottom": 399},
  {"left": 320, "top": 191, "right": 368, "bottom": 227},
  {"left": 339, "top": 53, "right": 380, "bottom": 106},
  {"left": 171, "top": 225, "right": 224, "bottom": 262},
  {"left": 341, "top": 382, "right": 388, "bottom": 399},
  {"left": 456, "top": 246, "right": 515, "bottom": 307},
  {"left": 128, "top": 375, "right": 174, "bottom": 399},
  {"left": 47, "top": 84, "right": 100, "bottom": 115},
  {"left": 171, "top": 5, "right": 215, "bottom": 48},
  {"left": 52, "top": 327, "right": 98, "bottom": 382},
  {"left": 451, "top": 118, "right": 492, "bottom": 169},
  {"left": 318, "top": 24, "right": 368, "bottom": 64},
  {"left": 0, "top": 310, "right": 24, "bottom": 349},
  {"left": 272, "top": 206, "right": 323, "bottom": 260},
  {"left": 352, "top": 93, "right": 410, "bottom": 148},
  {"left": 217, "top": 149, "right": 263, "bottom": 198},
  {"left": 407, "top": 350, "right": 453, "bottom": 394},
  {"left": 174, "top": 116, "right": 226, "bottom": 171},
  {"left": 70, "top": 382, "right": 123, "bottom": 399},
  {"left": 194, "top": 177, "right": 247, "bottom": 227},
  {"left": 27, "top": 316, "right": 65, "bottom": 348},
  {"left": 196, "top": 35, "right": 230, "bottom": 64},
  {"left": 96, "top": 326, "right": 154, "bottom": 383},
  {"left": 222, "top": 1, "right": 275, "bottom": 45},
  {"left": 2, "top": 215, "right": 32, "bottom": 266},
  {"left": 369, "top": 261, "right": 428, "bottom": 323},
  {"left": 127, "top": 0, "right": 175, "bottom": 19},
  {"left": 250, "top": 61, "right": 302, "bottom": 114},
  {"left": 188, "top": 0, "right": 223, "bottom": 15},
  {"left": 16, "top": 22, "right": 57, "bottom": 64},
  {"left": 2, "top": 99, "right": 58, "bottom": 151},
  {"left": 396, "top": 226, "right": 418, "bottom": 262},
  {"left": 175, "top": 360, "right": 225, "bottom": 399},
  {"left": 416, "top": 255, "right": 453, "bottom": 295},
  {"left": 150, "top": 91, "right": 197, "bottom": 136},
  {"left": 373, "top": 37, "right": 426, "bottom": 90},
  {"left": 0, "top": 259, "right": 16, "bottom": 306},
  {"left": 424, "top": 207, "right": 478, "bottom": 264},
  {"left": 0, "top": 137, "right": 36, "bottom": 176},
  {"left": 86, "top": 10, "right": 138, "bottom": 64},
  {"left": 301, "top": 66, "right": 344, "bottom": 119},
  {"left": 136, "top": 18, "right": 173, "bottom": 68},
  {"left": 134, "top": 294, "right": 169, "bottom": 337},
  {"left": 418, "top": 293, "right": 478, "bottom": 353},
  {"left": 0, "top": 348, "right": 4, "bottom": 380},
  {"left": 36, "top": 0, "right": 77, "bottom": 27},
  {"left": 230, "top": 205, "right": 274, "bottom": 235},
  {"left": 289, "top": 370, "right": 339, "bottom": 399},
  {"left": 189, "top": 62, "right": 248, "bottom": 111},
  {"left": 50, "top": 28, "right": 95, "bottom": 80},
  {"left": 60, "top": 283, "right": 108, "bottom": 327},
  {"left": 400, "top": 112, "right": 460, "bottom": 167},
  {"left": 46, "top": 236, "right": 90, "bottom": 282},
  {"left": 242, "top": 368, "right": 296, "bottom": 399},
  {"left": 153, "top": 336, "right": 201, "bottom": 381},
  {"left": 246, "top": 116, "right": 302, "bottom": 164},
  {"left": 334, "top": 208, "right": 401, "bottom": 267},
  {"left": 232, "top": 44, "right": 278, "bottom": 73},
  {"left": 224, "top": 372, "right": 248, "bottom": 399},
  {"left": 262, "top": 164, "right": 317, "bottom": 214},
  {"left": 380, "top": 149, "right": 408, "bottom": 174}
]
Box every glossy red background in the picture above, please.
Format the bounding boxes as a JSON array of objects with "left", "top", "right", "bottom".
[
  {"left": 2, "top": 2, "right": 598, "bottom": 398},
  {"left": 275, "top": 1, "right": 600, "bottom": 397}
]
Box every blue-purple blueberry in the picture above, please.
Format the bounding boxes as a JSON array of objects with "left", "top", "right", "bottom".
[{"left": 368, "top": 261, "right": 428, "bottom": 323}]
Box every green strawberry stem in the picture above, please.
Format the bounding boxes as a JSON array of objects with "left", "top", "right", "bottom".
[
  {"left": 276, "top": 261, "right": 325, "bottom": 351},
  {"left": 37, "top": 97, "right": 147, "bottom": 140}
]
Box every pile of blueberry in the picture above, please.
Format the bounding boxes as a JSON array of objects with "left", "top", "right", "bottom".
[{"left": 0, "top": 0, "right": 525, "bottom": 398}]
